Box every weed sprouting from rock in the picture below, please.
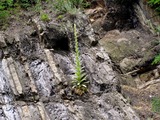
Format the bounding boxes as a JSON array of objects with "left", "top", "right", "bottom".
[
  {"left": 152, "top": 54, "right": 160, "bottom": 65},
  {"left": 72, "top": 23, "right": 88, "bottom": 95},
  {"left": 40, "top": 13, "right": 50, "bottom": 22}
]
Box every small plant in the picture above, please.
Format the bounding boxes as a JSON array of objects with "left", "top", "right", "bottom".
[
  {"left": 53, "top": 0, "right": 75, "bottom": 14},
  {"left": 151, "top": 24, "right": 160, "bottom": 65},
  {"left": 40, "top": 13, "right": 50, "bottom": 21},
  {"left": 148, "top": 0, "right": 160, "bottom": 15},
  {"left": 57, "top": 15, "right": 64, "bottom": 20},
  {"left": 151, "top": 97, "right": 160, "bottom": 113},
  {"left": 72, "top": 23, "right": 88, "bottom": 95},
  {"left": 152, "top": 54, "right": 160, "bottom": 65},
  {"left": 53, "top": 0, "right": 89, "bottom": 14}
]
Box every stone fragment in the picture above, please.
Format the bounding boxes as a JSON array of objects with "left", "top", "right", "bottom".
[
  {"left": 7, "top": 57, "right": 23, "bottom": 95},
  {"left": 0, "top": 33, "right": 6, "bottom": 48}
]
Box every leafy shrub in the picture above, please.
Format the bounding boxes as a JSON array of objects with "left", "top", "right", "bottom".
[
  {"left": 148, "top": 0, "right": 160, "bottom": 14},
  {"left": 0, "top": 0, "right": 14, "bottom": 27},
  {"left": 151, "top": 97, "right": 160, "bottom": 113},
  {"left": 0, "top": 0, "right": 14, "bottom": 8},
  {"left": 0, "top": 0, "right": 42, "bottom": 28},
  {"left": 0, "top": 0, "right": 39, "bottom": 9},
  {"left": 72, "top": 24, "right": 88, "bottom": 95}
]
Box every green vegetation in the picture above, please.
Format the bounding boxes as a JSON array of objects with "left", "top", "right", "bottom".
[
  {"left": 53, "top": 0, "right": 77, "bottom": 14},
  {"left": 0, "top": 0, "right": 39, "bottom": 10},
  {"left": 0, "top": 0, "right": 40, "bottom": 28},
  {"left": 18, "top": 0, "right": 39, "bottom": 8},
  {"left": 151, "top": 97, "right": 160, "bottom": 113},
  {"left": 155, "top": 25, "right": 160, "bottom": 34},
  {"left": 148, "top": 0, "right": 160, "bottom": 14},
  {"left": 152, "top": 54, "right": 160, "bottom": 65},
  {"left": 152, "top": 25, "right": 160, "bottom": 65},
  {"left": 0, "top": 0, "right": 90, "bottom": 28},
  {"left": 0, "top": 0, "right": 14, "bottom": 27},
  {"left": 40, "top": 13, "right": 50, "bottom": 21},
  {"left": 72, "top": 24, "right": 88, "bottom": 95},
  {"left": 53, "top": 0, "right": 89, "bottom": 14}
]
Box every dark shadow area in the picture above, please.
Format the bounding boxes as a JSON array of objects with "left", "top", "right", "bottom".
[
  {"left": 44, "top": 26, "right": 70, "bottom": 51},
  {"left": 102, "top": 0, "right": 139, "bottom": 31},
  {"left": 55, "top": 37, "right": 70, "bottom": 51}
]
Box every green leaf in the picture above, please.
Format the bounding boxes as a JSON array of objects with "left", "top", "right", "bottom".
[
  {"left": 152, "top": 54, "right": 160, "bottom": 65},
  {"left": 71, "top": 24, "right": 88, "bottom": 94}
]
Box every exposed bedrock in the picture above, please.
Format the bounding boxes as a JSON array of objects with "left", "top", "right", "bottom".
[
  {"left": 102, "top": 0, "right": 139, "bottom": 31},
  {"left": 0, "top": 12, "right": 140, "bottom": 119}
]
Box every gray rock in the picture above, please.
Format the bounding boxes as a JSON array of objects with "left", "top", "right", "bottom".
[
  {"left": 0, "top": 33, "right": 7, "bottom": 48},
  {"left": 30, "top": 59, "right": 55, "bottom": 97},
  {"left": 100, "top": 29, "right": 159, "bottom": 73},
  {"left": 0, "top": 11, "right": 140, "bottom": 120},
  {"left": 45, "top": 103, "right": 73, "bottom": 120},
  {"left": 120, "top": 57, "right": 141, "bottom": 73}
]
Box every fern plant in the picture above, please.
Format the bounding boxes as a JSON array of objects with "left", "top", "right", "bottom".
[{"left": 72, "top": 23, "right": 88, "bottom": 95}]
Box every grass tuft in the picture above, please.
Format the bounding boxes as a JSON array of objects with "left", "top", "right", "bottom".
[{"left": 151, "top": 97, "right": 160, "bottom": 113}]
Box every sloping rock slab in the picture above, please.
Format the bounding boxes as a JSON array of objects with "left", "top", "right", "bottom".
[{"left": 100, "top": 29, "right": 160, "bottom": 73}]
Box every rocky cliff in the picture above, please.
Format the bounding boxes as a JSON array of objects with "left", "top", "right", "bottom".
[{"left": 0, "top": 0, "right": 160, "bottom": 120}]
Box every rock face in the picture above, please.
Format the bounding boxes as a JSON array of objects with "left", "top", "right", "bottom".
[
  {"left": 102, "top": 0, "right": 138, "bottom": 31},
  {"left": 99, "top": 29, "right": 159, "bottom": 73},
  {"left": 98, "top": 1, "right": 160, "bottom": 119},
  {"left": 0, "top": 33, "right": 7, "bottom": 48},
  {"left": 135, "top": 0, "right": 160, "bottom": 29},
  {"left": 99, "top": 25, "right": 160, "bottom": 120},
  {"left": 1, "top": 0, "right": 160, "bottom": 119},
  {"left": 0, "top": 11, "right": 140, "bottom": 120}
]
